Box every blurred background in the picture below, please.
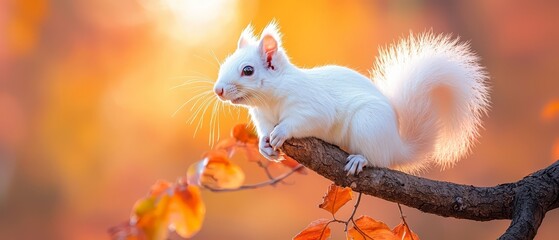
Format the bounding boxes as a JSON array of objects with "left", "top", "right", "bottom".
[{"left": 1, "top": 0, "right": 559, "bottom": 239}]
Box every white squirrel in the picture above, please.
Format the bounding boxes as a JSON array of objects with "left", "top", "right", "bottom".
[{"left": 213, "top": 22, "right": 490, "bottom": 175}]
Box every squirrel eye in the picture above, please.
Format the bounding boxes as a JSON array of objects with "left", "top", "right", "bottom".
[{"left": 242, "top": 65, "right": 254, "bottom": 76}]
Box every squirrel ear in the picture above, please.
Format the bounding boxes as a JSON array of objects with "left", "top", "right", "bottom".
[
  {"left": 237, "top": 24, "right": 256, "bottom": 49},
  {"left": 260, "top": 34, "right": 278, "bottom": 60},
  {"left": 259, "top": 21, "right": 282, "bottom": 69}
]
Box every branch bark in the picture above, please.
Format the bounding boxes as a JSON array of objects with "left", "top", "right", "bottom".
[{"left": 282, "top": 137, "right": 559, "bottom": 240}]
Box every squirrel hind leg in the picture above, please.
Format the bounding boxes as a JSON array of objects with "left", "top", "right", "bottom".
[
  {"left": 345, "top": 103, "right": 402, "bottom": 169},
  {"left": 344, "top": 155, "right": 368, "bottom": 175}
]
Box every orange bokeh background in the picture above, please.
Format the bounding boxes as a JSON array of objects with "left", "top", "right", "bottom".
[{"left": 1, "top": 0, "right": 559, "bottom": 239}]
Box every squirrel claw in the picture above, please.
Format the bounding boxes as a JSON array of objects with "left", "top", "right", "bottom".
[
  {"left": 345, "top": 155, "right": 368, "bottom": 175},
  {"left": 261, "top": 148, "right": 281, "bottom": 161},
  {"left": 259, "top": 136, "right": 282, "bottom": 161}
]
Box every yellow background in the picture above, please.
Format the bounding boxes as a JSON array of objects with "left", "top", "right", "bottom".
[{"left": 1, "top": 0, "right": 559, "bottom": 239}]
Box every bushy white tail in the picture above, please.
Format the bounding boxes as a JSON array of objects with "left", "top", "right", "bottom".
[{"left": 372, "top": 33, "right": 490, "bottom": 172}]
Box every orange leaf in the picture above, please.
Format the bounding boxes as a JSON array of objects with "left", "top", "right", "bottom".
[
  {"left": 541, "top": 100, "right": 559, "bottom": 122},
  {"left": 190, "top": 150, "right": 245, "bottom": 189},
  {"left": 293, "top": 218, "right": 331, "bottom": 240},
  {"left": 133, "top": 196, "right": 158, "bottom": 217},
  {"left": 347, "top": 216, "right": 398, "bottom": 240},
  {"left": 133, "top": 194, "right": 172, "bottom": 240},
  {"left": 132, "top": 183, "right": 206, "bottom": 240},
  {"left": 201, "top": 150, "right": 230, "bottom": 163},
  {"left": 281, "top": 155, "right": 307, "bottom": 174},
  {"left": 200, "top": 160, "right": 244, "bottom": 189},
  {"left": 187, "top": 150, "right": 231, "bottom": 186},
  {"left": 392, "top": 222, "right": 420, "bottom": 240},
  {"left": 232, "top": 123, "right": 258, "bottom": 144},
  {"left": 168, "top": 184, "right": 206, "bottom": 238},
  {"left": 319, "top": 184, "right": 353, "bottom": 215}
]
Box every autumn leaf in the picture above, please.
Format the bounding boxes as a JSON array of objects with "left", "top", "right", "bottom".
[
  {"left": 168, "top": 184, "right": 206, "bottom": 238},
  {"left": 319, "top": 184, "right": 353, "bottom": 215},
  {"left": 188, "top": 150, "right": 245, "bottom": 189},
  {"left": 128, "top": 180, "right": 206, "bottom": 240},
  {"left": 347, "top": 216, "right": 398, "bottom": 240},
  {"left": 392, "top": 222, "right": 420, "bottom": 240},
  {"left": 133, "top": 196, "right": 158, "bottom": 217},
  {"left": 130, "top": 182, "right": 206, "bottom": 240},
  {"left": 541, "top": 100, "right": 559, "bottom": 122},
  {"left": 133, "top": 194, "right": 172, "bottom": 240},
  {"left": 200, "top": 160, "right": 244, "bottom": 189},
  {"left": 232, "top": 123, "right": 258, "bottom": 144},
  {"left": 201, "top": 149, "right": 230, "bottom": 161},
  {"left": 293, "top": 218, "right": 332, "bottom": 240}
]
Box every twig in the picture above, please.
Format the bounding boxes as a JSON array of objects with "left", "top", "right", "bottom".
[
  {"left": 327, "top": 191, "right": 374, "bottom": 240},
  {"left": 351, "top": 218, "right": 374, "bottom": 240},
  {"left": 397, "top": 203, "right": 415, "bottom": 240},
  {"left": 204, "top": 164, "right": 304, "bottom": 192},
  {"left": 319, "top": 220, "right": 335, "bottom": 240},
  {"left": 347, "top": 193, "right": 374, "bottom": 240},
  {"left": 345, "top": 192, "right": 362, "bottom": 232},
  {"left": 256, "top": 160, "right": 275, "bottom": 180}
]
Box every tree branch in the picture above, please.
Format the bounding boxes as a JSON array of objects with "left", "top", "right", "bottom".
[{"left": 282, "top": 137, "right": 559, "bottom": 240}]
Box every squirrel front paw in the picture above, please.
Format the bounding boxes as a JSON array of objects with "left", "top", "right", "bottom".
[
  {"left": 344, "top": 155, "right": 368, "bottom": 175},
  {"left": 269, "top": 125, "right": 290, "bottom": 150},
  {"left": 259, "top": 136, "right": 282, "bottom": 161}
]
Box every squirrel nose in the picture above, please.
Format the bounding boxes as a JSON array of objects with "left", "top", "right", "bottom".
[{"left": 215, "top": 87, "right": 224, "bottom": 97}]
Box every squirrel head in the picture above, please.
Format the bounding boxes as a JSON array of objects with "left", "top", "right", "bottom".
[{"left": 214, "top": 21, "right": 290, "bottom": 107}]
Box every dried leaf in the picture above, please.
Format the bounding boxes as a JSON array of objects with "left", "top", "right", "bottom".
[
  {"left": 200, "top": 160, "right": 244, "bottom": 189},
  {"left": 133, "top": 196, "right": 158, "bottom": 217},
  {"left": 201, "top": 150, "right": 230, "bottom": 163},
  {"left": 133, "top": 194, "right": 172, "bottom": 240},
  {"left": 131, "top": 182, "right": 206, "bottom": 240},
  {"left": 195, "top": 150, "right": 245, "bottom": 189},
  {"left": 168, "top": 184, "right": 206, "bottom": 238},
  {"left": 392, "top": 222, "right": 420, "bottom": 240},
  {"left": 541, "top": 100, "right": 559, "bottom": 122},
  {"left": 347, "top": 216, "right": 398, "bottom": 240},
  {"left": 232, "top": 123, "right": 258, "bottom": 144},
  {"left": 319, "top": 184, "right": 353, "bottom": 215},
  {"left": 187, "top": 150, "right": 244, "bottom": 188},
  {"left": 293, "top": 218, "right": 331, "bottom": 240},
  {"left": 187, "top": 150, "right": 229, "bottom": 184}
]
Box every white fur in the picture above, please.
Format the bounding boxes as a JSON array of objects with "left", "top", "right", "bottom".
[{"left": 214, "top": 23, "right": 490, "bottom": 174}]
